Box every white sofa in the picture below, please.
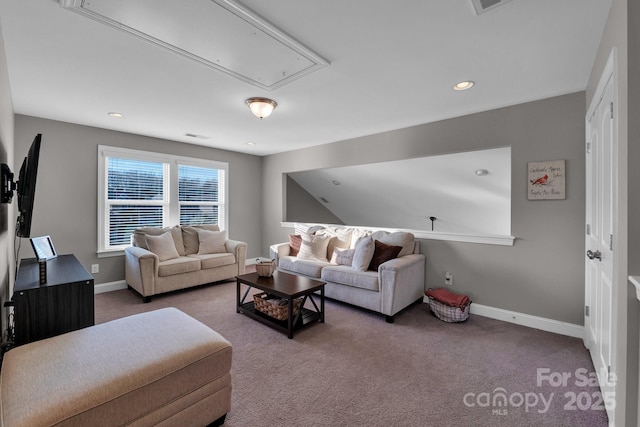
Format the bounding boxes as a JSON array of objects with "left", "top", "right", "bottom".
[
  {"left": 125, "top": 224, "right": 247, "bottom": 302},
  {"left": 270, "top": 226, "right": 425, "bottom": 322}
]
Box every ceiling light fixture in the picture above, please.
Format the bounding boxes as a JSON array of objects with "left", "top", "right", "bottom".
[
  {"left": 453, "top": 81, "right": 475, "bottom": 91},
  {"left": 475, "top": 169, "right": 489, "bottom": 176},
  {"left": 107, "top": 112, "right": 124, "bottom": 118},
  {"left": 245, "top": 97, "right": 277, "bottom": 119}
]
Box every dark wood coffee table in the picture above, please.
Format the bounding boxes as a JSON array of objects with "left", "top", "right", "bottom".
[{"left": 236, "top": 270, "right": 325, "bottom": 338}]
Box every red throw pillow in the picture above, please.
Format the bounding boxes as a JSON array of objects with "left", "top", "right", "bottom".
[
  {"left": 289, "top": 234, "right": 302, "bottom": 256},
  {"left": 368, "top": 240, "right": 402, "bottom": 271}
]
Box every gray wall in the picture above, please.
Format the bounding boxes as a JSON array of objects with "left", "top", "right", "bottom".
[
  {"left": 13, "top": 115, "right": 263, "bottom": 285},
  {"left": 0, "top": 22, "right": 15, "bottom": 336},
  {"left": 263, "top": 92, "right": 586, "bottom": 325},
  {"left": 285, "top": 176, "right": 344, "bottom": 224}
]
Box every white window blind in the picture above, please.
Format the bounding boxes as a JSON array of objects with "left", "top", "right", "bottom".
[
  {"left": 98, "top": 146, "right": 228, "bottom": 255},
  {"left": 178, "top": 164, "right": 224, "bottom": 225}
]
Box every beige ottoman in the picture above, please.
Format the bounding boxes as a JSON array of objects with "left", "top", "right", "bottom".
[{"left": 0, "top": 308, "right": 232, "bottom": 427}]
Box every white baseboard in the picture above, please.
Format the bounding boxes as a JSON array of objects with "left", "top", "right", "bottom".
[
  {"left": 423, "top": 297, "right": 583, "bottom": 339},
  {"left": 94, "top": 280, "right": 127, "bottom": 294}
]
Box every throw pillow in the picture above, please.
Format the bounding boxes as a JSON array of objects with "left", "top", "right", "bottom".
[
  {"left": 372, "top": 231, "right": 416, "bottom": 257},
  {"left": 368, "top": 240, "right": 402, "bottom": 271},
  {"left": 297, "top": 233, "right": 331, "bottom": 262},
  {"left": 316, "top": 227, "right": 353, "bottom": 261},
  {"left": 351, "top": 236, "right": 375, "bottom": 272},
  {"left": 145, "top": 232, "right": 180, "bottom": 262},
  {"left": 182, "top": 225, "right": 221, "bottom": 255},
  {"left": 134, "top": 225, "right": 186, "bottom": 256},
  {"left": 289, "top": 234, "right": 302, "bottom": 256},
  {"left": 330, "top": 247, "right": 356, "bottom": 265},
  {"left": 196, "top": 229, "right": 227, "bottom": 254}
]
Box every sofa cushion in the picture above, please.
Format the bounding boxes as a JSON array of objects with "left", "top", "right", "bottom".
[
  {"left": 369, "top": 240, "right": 402, "bottom": 271},
  {"left": 352, "top": 236, "right": 375, "bottom": 271},
  {"left": 278, "top": 256, "right": 330, "bottom": 279},
  {"left": 371, "top": 231, "right": 416, "bottom": 257},
  {"left": 134, "top": 225, "right": 186, "bottom": 256},
  {"left": 197, "top": 229, "right": 227, "bottom": 254},
  {"left": 188, "top": 253, "right": 236, "bottom": 269},
  {"left": 158, "top": 256, "right": 201, "bottom": 277},
  {"left": 349, "top": 228, "right": 372, "bottom": 249},
  {"left": 316, "top": 227, "right": 353, "bottom": 260},
  {"left": 289, "top": 234, "right": 302, "bottom": 256},
  {"left": 321, "top": 266, "right": 379, "bottom": 292},
  {"left": 146, "top": 232, "right": 181, "bottom": 261},
  {"left": 182, "top": 225, "right": 221, "bottom": 255},
  {"left": 330, "top": 247, "right": 356, "bottom": 265},
  {"left": 297, "top": 233, "right": 331, "bottom": 262}
]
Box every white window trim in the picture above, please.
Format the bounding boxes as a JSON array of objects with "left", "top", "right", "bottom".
[{"left": 97, "top": 145, "right": 229, "bottom": 256}]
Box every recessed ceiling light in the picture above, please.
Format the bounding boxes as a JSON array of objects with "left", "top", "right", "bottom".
[
  {"left": 453, "top": 81, "right": 475, "bottom": 91},
  {"left": 475, "top": 169, "right": 489, "bottom": 176},
  {"left": 332, "top": 180, "right": 341, "bottom": 186},
  {"left": 247, "top": 142, "right": 256, "bottom": 146},
  {"left": 107, "top": 112, "right": 124, "bottom": 118}
]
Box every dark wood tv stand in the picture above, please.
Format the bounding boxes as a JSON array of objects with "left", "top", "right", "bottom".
[{"left": 13, "top": 254, "right": 95, "bottom": 346}]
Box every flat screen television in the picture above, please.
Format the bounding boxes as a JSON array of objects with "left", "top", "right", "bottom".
[{"left": 16, "top": 134, "right": 42, "bottom": 238}]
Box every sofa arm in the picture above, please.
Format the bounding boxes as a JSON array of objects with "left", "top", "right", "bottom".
[
  {"left": 269, "top": 242, "right": 291, "bottom": 265},
  {"left": 124, "top": 246, "right": 158, "bottom": 298},
  {"left": 225, "top": 239, "right": 247, "bottom": 275},
  {"left": 377, "top": 254, "right": 426, "bottom": 317}
]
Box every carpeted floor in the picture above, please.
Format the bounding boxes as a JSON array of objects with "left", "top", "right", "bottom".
[{"left": 95, "top": 279, "right": 609, "bottom": 427}]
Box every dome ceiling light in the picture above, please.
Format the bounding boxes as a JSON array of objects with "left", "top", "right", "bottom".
[{"left": 245, "top": 97, "right": 277, "bottom": 119}]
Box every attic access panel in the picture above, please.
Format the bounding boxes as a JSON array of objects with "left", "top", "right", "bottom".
[{"left": 60, "top": 0, "right": 328, "bottom": 90}]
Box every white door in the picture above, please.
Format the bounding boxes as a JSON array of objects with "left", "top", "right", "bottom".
[{"left": 585, "top": 52, "right": 617, "bottom": 421}]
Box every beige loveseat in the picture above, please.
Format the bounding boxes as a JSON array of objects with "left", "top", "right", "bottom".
[
  {"left": 125, "top": 224, "right": 247, "bottom": 302},
  {"left": 0, "top": 308, "right": 232, "bottom": 427},
  {"left": 271, "top": 226, "right": 425, "bottom": 322}
]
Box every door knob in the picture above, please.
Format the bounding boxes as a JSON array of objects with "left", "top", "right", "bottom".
[{"left": 586, "top": 249, "right": 602, "bottom": 261}]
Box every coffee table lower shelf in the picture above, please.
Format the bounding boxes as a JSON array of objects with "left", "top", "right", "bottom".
[
  {"left": 238, "top": 301, "right": 321, "bottom": 336},
  {"left": 236, "top": 271, "right": 325, "bottom": 339}
]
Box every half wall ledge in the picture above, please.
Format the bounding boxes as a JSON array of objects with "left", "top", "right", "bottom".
[{"left": 280, "top": 223, "right": 516, "bottom": 246}]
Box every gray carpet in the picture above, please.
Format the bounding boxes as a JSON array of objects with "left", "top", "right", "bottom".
[{"left": 95, "top": 279, "right": 609, "bottom": 427}]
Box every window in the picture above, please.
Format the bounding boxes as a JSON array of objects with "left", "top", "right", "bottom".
[{"left": 98, "top": 146, "right": 228, "bottom": 255}]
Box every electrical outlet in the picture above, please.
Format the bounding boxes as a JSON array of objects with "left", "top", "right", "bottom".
[
  {"left": 445, "top": 272, "right": 453, "bottom": 286},
  {"left": 91, "top": 264, "right": 99, "bottom": 274}
]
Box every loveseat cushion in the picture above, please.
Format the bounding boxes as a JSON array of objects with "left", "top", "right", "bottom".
[
  {"left": 158, "top": 256, "right": 201, "bottom": 277},
  {"left": 321, "top": 265, "right": 379, "bottom": 291},
  {"left": 196, "top": 229, "right": 227, "bottom": 254},
  {"left": 188, "top": 253, "right": 236, "bottom": 269},
  {"left": 134, "top": 225, "right": 186, "bottom": 256},
  {"left": 182, "top": 225, "right": 221, "bottom": 255},
  {"left": 146, "top": 231, "right": 181, "bottom": 261},
  {"left": 278, "top": 256, "right": 330, "bottom": 279}
]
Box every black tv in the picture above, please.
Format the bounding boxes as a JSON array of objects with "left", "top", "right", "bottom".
[{"left": 16, "top": 134, "right": 42, "bottom": 238}]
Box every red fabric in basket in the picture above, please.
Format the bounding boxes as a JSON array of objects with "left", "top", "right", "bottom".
[{"left": 425, "top": 288, "right": 470, "bottom": 310}]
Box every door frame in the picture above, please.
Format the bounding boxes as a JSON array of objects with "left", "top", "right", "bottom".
[{"left": 585, "top": 47, "right": 624, "bottom": 426}]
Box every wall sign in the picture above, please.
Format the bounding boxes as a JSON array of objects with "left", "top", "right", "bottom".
[{"left": 527, "top": 160, "right": 566, "bottom": 200}]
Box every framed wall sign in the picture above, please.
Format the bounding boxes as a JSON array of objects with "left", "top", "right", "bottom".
[{"left": 527, "top": 160, "right": 566, "bottom": 200}]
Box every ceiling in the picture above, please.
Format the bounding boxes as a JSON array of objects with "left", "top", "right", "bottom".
[
  {"left": 0, "top": 0, "right": 612, "bottom": 156},
  {"left": 288, "top": 147, "right": 512, "bottom": 235}
]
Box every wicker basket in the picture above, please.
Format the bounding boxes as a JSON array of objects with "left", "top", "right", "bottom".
[
  {"left": 255, "top": 260, "right": 276, "bottom": 277},
  {"left": 428, "top": 297, "right": 471, "bottom": 323},
  {"left": 253, "top": 292, "right": 303, "bottom": 321}
]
